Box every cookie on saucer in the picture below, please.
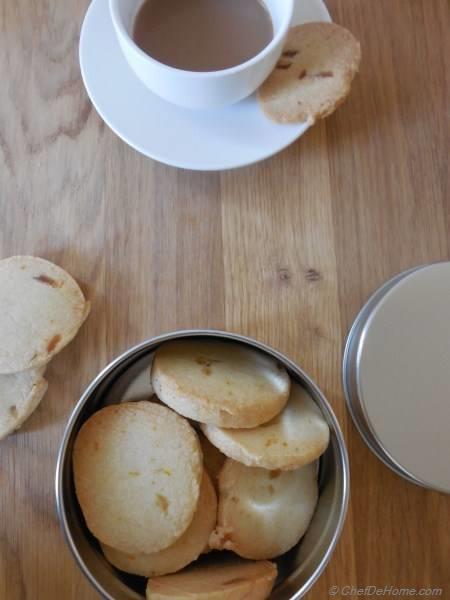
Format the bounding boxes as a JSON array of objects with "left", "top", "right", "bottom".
[{"left": 258, "top": 22, "right": 361, "bottom": 124}]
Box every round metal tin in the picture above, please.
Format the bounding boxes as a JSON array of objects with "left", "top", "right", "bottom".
[
  {"left": 56, "top": 330, "right": 349, "bottom": 600},
  {"left": 343, "top": 263, "right": 450, "bottom": 494}
]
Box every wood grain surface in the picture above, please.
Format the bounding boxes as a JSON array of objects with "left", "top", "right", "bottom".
[{"left": 1, "top": 0, "right": 449, "bottom": 598}]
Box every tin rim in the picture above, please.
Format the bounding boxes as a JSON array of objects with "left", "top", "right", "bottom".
[
  {"left": 56, "top": 329, "right": 349, "bottom": 600},
  {"left": 343, "top": 264, "right": 450, "bottom": 493}
]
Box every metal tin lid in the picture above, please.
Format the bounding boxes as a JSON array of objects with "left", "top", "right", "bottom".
[{"left": 343, "top": 263, "right": 450, "bottom": 493}]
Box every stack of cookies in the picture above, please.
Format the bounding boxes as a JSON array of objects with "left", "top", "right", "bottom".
[
  {"left": 73, "top": 339, "right": 330, "bottom": 600},
  {"left": 0, "top": 256, "right": 90, "bottom": 440}
]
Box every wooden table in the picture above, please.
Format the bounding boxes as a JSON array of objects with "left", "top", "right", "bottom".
[{"left": 1, "top": 0, "right": 449, "bottom": 598}]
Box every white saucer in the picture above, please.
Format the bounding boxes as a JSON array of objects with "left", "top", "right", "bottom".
[{"left": 80, "top": 0, "right": 331, "bottom": 171}]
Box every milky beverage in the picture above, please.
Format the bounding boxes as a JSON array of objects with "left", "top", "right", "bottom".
[{"left": 133, "top": 0, "right": 273, "bottom": 72}]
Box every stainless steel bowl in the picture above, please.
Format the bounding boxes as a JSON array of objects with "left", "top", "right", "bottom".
[{"left": 56, "top": 330, "right": 349, "bottom": 599}]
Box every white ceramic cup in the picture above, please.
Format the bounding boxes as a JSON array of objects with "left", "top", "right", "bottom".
[{"left": 109, "top": 0, "right": 295, "bottom": 109}]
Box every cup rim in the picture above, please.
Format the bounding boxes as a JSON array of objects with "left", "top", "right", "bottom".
[
  {"left": 55, "top": 329, "right": 349, "bottom": 600},
  {"left": 108, "top": 0, "right": 295, "bottom": 78}
]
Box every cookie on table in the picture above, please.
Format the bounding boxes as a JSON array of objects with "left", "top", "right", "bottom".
[
  {"left": 0, "top": 367, "right": 48, "bottom": 440},
  {"left": 73, "top": 401, "right": 203, "bottom": 555},
  {"left": 258, "top": 22, "right": 361, "bottom": 124},
  {"left": 102, "top": 470, "right": 217, "bottom": 577},
  {"left": 0, "top": 256, "right": 90, "bottom": 374},
  {"left": 151, "top": 339, "right": 290, "bottom": 428},
  {"left": 210, "top": 459, "right": 318, "bottom": 560},
  {"left": 202, "top": 382, "right": 329, "bottom": 470},
  {"left": 146, "top": 556, "right": 277, "bottom": 600}
]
